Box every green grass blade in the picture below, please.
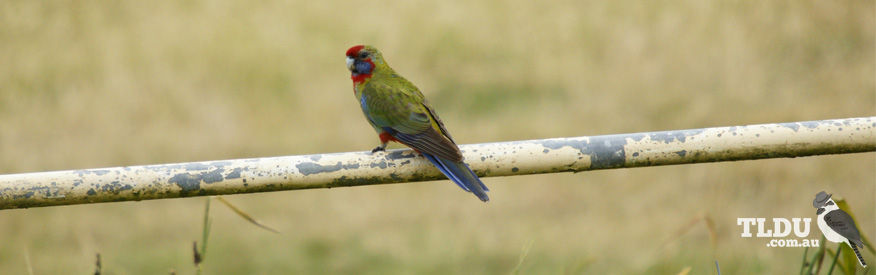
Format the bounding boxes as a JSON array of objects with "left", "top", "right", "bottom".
[
  {"left": 808, "top": 235, "right": 827, "bottom": 275},
  {"left": 827, "top": 246, "right": 842, "bottom": 275},
  {"left": 841, "top": 243, "right": 857, "bottom": 274},
  {"left": 195, "top": 197, "right": 212, "bottom": 275},
  {"left": 825, "top": 248, "right": 849, "bottom": 275},
  {"left": 215, "top": 196, "right": 279, "bottom": 233},
  {"left": 510, "top": 240, "right": 534, "bottom": 275},
  {"left": 93, "top": 253, "right": 101, "bottom": 275},
  {"left": 801, "top": 247, "right": 810, "bottom": 275},
  {"left": 201, "top": 197, "right": 212, "bottom": 259}
]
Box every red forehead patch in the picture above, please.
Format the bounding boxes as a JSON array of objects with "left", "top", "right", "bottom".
[{"left": 346, "top": 45, "right": 365, "bottom": 57}]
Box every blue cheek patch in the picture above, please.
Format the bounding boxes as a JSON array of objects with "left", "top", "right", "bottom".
[{"left": 355, "top": 61, "right": 373, "bottom": 74}]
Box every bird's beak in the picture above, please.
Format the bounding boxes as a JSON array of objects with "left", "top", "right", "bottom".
[{"left": 346, "top": 57, "right": 355, "bottom": 72}]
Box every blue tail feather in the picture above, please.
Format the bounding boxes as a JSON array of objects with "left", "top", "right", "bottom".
[
  {"left": 423, "top": 153, "right": 490, "bottom": 202},
  {"left": 423, "top": 154, "right": 469, "bottom": 191}
]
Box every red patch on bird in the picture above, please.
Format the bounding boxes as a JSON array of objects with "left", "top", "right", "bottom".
[
  {"left": 378, "top": 132, "right": 398, "bottom": 144},
  {"left": 378, "top": 132, "right": 421, "bottom": 154},
  {"left": 346, "top": 45, "right": 365, "bottom": 57},
  {"left": 351, "top": 73, "right": 372, "bottom": 84},
  {"left": 352, "top": 74, "right": 369, "bottom": 84}
]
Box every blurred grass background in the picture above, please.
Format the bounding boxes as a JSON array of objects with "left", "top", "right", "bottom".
[{"left": 0, "top": 0, "right": 874, "bottom": 273}]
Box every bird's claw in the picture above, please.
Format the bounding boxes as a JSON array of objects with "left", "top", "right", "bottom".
[{"left": 371, "top": 146, "right": 386, "bottom": 153}]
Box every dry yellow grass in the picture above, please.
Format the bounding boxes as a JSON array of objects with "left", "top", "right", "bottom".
[{"left": 0, "top": 0, "right": 873, "bottom": 273}]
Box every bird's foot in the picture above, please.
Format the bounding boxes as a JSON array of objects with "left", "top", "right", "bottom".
[{"left": 371, "top": 146, "right": 386, "bottom": 153}]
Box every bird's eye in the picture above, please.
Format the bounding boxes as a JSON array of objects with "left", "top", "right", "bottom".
[{"left": 359, "top": 52, "right": 369, "bottom": 59}]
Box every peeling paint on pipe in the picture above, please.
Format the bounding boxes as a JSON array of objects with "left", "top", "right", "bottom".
[{"left": 0, "top": 117, "right": 873, "bottom": 209}]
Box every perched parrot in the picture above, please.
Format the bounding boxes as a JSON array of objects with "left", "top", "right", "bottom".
[{"left": 345, "top": 45, "right": 490, "bottom": 202}]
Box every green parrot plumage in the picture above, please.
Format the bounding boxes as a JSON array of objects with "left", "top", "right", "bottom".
[{"left": 345, "top": 45, "right": 490, "bottom": 202}]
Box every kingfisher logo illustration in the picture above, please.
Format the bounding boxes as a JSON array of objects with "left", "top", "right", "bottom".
[{"left": 813, "top": 191, "right": 868, "bottom": 268}]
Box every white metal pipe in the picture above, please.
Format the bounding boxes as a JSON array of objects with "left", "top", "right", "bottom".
[{"left": 0, "top": 117, "right": 873, "bottom": 209}]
